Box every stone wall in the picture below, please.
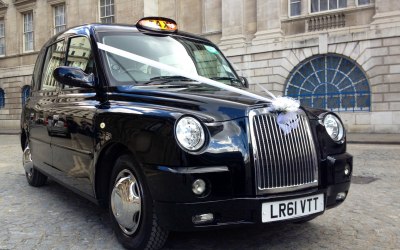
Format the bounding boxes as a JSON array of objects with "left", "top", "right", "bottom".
[
  {"left": 222, "top": 23, "right": 400, "bottom": 133},
  {"left": 0, "top": 65, "right": 33, "bottom": 129},
  {"left": 0, "top": 0, "right": 399, "bottom": 133}
]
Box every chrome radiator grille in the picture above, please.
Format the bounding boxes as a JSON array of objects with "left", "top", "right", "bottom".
[{"left": 249, "top": 109, "right": 318, "bottom": 194}]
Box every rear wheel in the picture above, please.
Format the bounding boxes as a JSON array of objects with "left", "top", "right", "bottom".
[
  {"left": 109, "top": 154, "right": 168, "bottom": 250},
  {"left": 23, "top": 141, "right": 47, "bottom": 187}
]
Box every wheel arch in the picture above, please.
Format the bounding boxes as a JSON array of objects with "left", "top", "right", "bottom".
[{"left": 94, "top": 142, "right": 139, "bottom": 208}]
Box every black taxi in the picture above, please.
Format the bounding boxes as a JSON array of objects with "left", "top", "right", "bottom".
[{"left": 21, "top": 17, "right": 353, "bottom": 250}]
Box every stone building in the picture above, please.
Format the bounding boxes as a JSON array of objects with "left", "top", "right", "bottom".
[{"left": 0, "top": 0, "right": 399, "bottom": 133}]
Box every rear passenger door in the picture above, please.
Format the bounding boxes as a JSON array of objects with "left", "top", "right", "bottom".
[
  {"left": 51, "top": 36, "right": 99, "bottom": 197},
  {"left": 28, "top": 40, "right": 65, "bottom": 171}
]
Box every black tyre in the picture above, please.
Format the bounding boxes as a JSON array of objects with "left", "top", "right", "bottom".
[
  {"left": 109, "top": 154, "right": 168, "bottom": 250},
  {"left": 23, "top": 141, "right": 47, "bottom": 187}
]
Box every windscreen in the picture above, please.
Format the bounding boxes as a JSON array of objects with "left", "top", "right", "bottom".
[{"left": 99, "top": 33, "right": 240, "bottom": 86}]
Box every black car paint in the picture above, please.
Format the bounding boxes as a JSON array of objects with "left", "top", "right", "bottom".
[{"left": 21, "top": 24, "right": 352, "bottom": 231}]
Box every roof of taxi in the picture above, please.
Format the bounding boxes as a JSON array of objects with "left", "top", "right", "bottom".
[{"left": 50, "top": 23, "right": 211, "bottom": 45}]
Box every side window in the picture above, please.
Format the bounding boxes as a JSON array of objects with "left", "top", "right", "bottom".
[
  {"left": 41, "top": 41, "right": 66, "bottom": 91},
  {"left": 66, "top": 36, "right": 95, "bottom": 75}
]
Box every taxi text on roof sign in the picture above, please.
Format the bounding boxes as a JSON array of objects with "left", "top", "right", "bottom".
[{"left": 136, "top": 17, "right": 177, "bottom": 32}]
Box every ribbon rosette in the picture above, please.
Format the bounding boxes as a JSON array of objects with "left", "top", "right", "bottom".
[
  {"left": 268, "top": 96, "right": 300, "bottom": 134},
  {"left": 257, "top": 85, "right": 301, "bottom": 135}
]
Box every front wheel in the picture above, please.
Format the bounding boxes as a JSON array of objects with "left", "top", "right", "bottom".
[
  {"left": 23, "top": 141, "right": 47, "bottom": 187},
  {"left": 109, "top": 154, "right": 168, "bottom": 250}
]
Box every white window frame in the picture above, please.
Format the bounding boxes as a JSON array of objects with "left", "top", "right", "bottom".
[
  {"left": 99, "top": 0, "right": 115, "bottom": 24},
  {"left": 0, "top": 19, "right": 5, "bottom": 56},
  {"left": 23, "top": 11, "right": 34, "bottom": 52},
  {"left": 289, "top": 0, "right": 302, "bottom": 17},
  {"left": 356, "top": 0, "right": 371, "bottom": 6},
  {"left": 54, "top": 4, "right": 66, "bottom": 34},
  {"left": 309, "top": 0, "right": 347, "bottom": 14}
]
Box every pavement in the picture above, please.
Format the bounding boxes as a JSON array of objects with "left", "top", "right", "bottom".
[
  {"left": 0, "top": 135, "right": 399, "bottom": 249},
  {"left": 2, "top": 128, "right": 400, "bottom": 144},
  {"left": 346, "top": 133, "right": 400, "bottom": 144}
]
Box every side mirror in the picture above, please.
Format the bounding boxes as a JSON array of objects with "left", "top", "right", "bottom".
[
  {"left": 240, "top": 76, "right": 249, "bottom": 88},
  {"left": 53, "top": 66, "right": 95, "bottom": 89}
]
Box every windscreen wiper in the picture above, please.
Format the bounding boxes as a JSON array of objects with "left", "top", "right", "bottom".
[
  {"left": 150, "top": 76, "right": 194, "bottom": 81},
  {"left": 140, "top": 75, "right": 197, "bottom": 85},
  {"left": 210, "top": 76, "right": 242, "bottom": 86}
]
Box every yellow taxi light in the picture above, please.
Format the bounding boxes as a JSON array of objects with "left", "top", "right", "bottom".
[{"left": 136, "top": 17, "right": 178, "bottom": 32}]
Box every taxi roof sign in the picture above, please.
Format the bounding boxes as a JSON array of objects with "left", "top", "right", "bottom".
[{"left": 136, "top": 17, "right": 178, "bottom": 32}]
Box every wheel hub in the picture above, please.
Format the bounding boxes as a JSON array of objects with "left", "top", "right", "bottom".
[
  {"left": 23, "top": 143, "right": 33, "bottom": 176},
  {"left": 111, "top": 170, "right": 142, "bottom": 235}
]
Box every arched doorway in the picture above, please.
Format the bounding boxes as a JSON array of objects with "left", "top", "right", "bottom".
[
  {"left": 285, "top": 54, "right": 370, "bottom": 112},
  {"left": 0, "top": 88, "right": 4, "bottom": 108}
]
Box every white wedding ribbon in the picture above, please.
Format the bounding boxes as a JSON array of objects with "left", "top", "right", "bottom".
[
  {"left": 97, "top": 42, "right": 274, "bottom": 103},
  {"left": 97, "top": 42, "right": 302, "bottom": 134}
]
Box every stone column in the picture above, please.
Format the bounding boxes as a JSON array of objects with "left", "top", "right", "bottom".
[
  {"left": 219, "top": 0, "right": 246, "bottom": 49},
  {"left": 252, "top": 0, "right": 283, "bottom": 45},
  {"left": 202, "top": 0, "right": 222, "bottom": 33},
  {"left": 144, "top": 0, "right": 158, "bottom": 17},
  {"left": 158, "top": 0, "right": 177, "bottom": 21},
  {"left": 372, "top": 0, "right": 400, "bottom": 27},
  {"left": 177, "top": 0, "right": 202, "bottom": 33}
]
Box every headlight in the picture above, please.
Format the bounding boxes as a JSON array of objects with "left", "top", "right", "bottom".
[
  {"left": 175, "top": 116, "right": 206, "bottom": 151},
  {"left": 323, "top": 114, "right": 344, "bottom": 142}
]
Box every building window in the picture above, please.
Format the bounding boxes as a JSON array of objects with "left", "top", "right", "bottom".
[
  {"left": 0, "top": 20, "right": 5, "bottom": 56},
  {"left": 0, "top": 88, "right": 4, "bottom": 108},
  {"left": 22, "top": 85, "right": 31, "bottom": 106},
  {"left": 290, "top": 0, "right": 301, "bottom": 17},
  {"left": 100, "top": 0, "right": 114, "bottom": 24},
  {"left": 23, "top": 11, "right": 34, "bottom": 52},
  {"left": 54, "top": 4, "right": 66, "bottom": 34},
  {"left": 311, "top": 0, "right": 347, "bottom": 13},
  {"left": 358, "top": 0, "right": 370, "bottom": 5},
  {"left": 285, "top": 54, "right": 370, "bottom": 112}
]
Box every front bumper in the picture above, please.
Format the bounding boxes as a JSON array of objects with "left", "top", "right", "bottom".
[
  {"left": 155, "top": 152, "right": 352, "bottom": 231},
  {"left": 155, "top": 182, "right": 350, "bottom": 231}
]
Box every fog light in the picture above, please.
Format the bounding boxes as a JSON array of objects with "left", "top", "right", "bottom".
[
  {"left": 336, "top": 192, "right": 346, "bottom": 201},
  {"left": 192, "top": 179, "right": 206, "bottom": 195},
  {"left": 192, "top": 213, "right": 214, "bottom": 224},
  {"left": 344, "top": 164, "right": 351, "bottom": 176}
]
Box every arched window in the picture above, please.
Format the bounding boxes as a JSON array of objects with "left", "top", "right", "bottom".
[
  {"left": 285, "top": 54, "right": 370, "bottom": 112},
  {"left": 22, "top": 85, "right": 31, "bottom": 106},
  {"left": 0, "top": 88, "right": 4, "bottom": 108}
]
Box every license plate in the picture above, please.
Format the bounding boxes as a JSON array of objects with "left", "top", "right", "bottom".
[{"left": 261, "top": 194, "right": 324, "bottom": 223}]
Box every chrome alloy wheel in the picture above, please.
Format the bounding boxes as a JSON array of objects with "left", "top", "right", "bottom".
[
  {"left": 111, "top": 169, "right": 142, "bottom": 235},
  {"left": 23, "top": 143, "right": 34, "bottom": 178}
]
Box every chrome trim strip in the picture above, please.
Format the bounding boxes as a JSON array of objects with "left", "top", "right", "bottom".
[{"left": 157, "top": 166, "right": 229, "bottom": 174}]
